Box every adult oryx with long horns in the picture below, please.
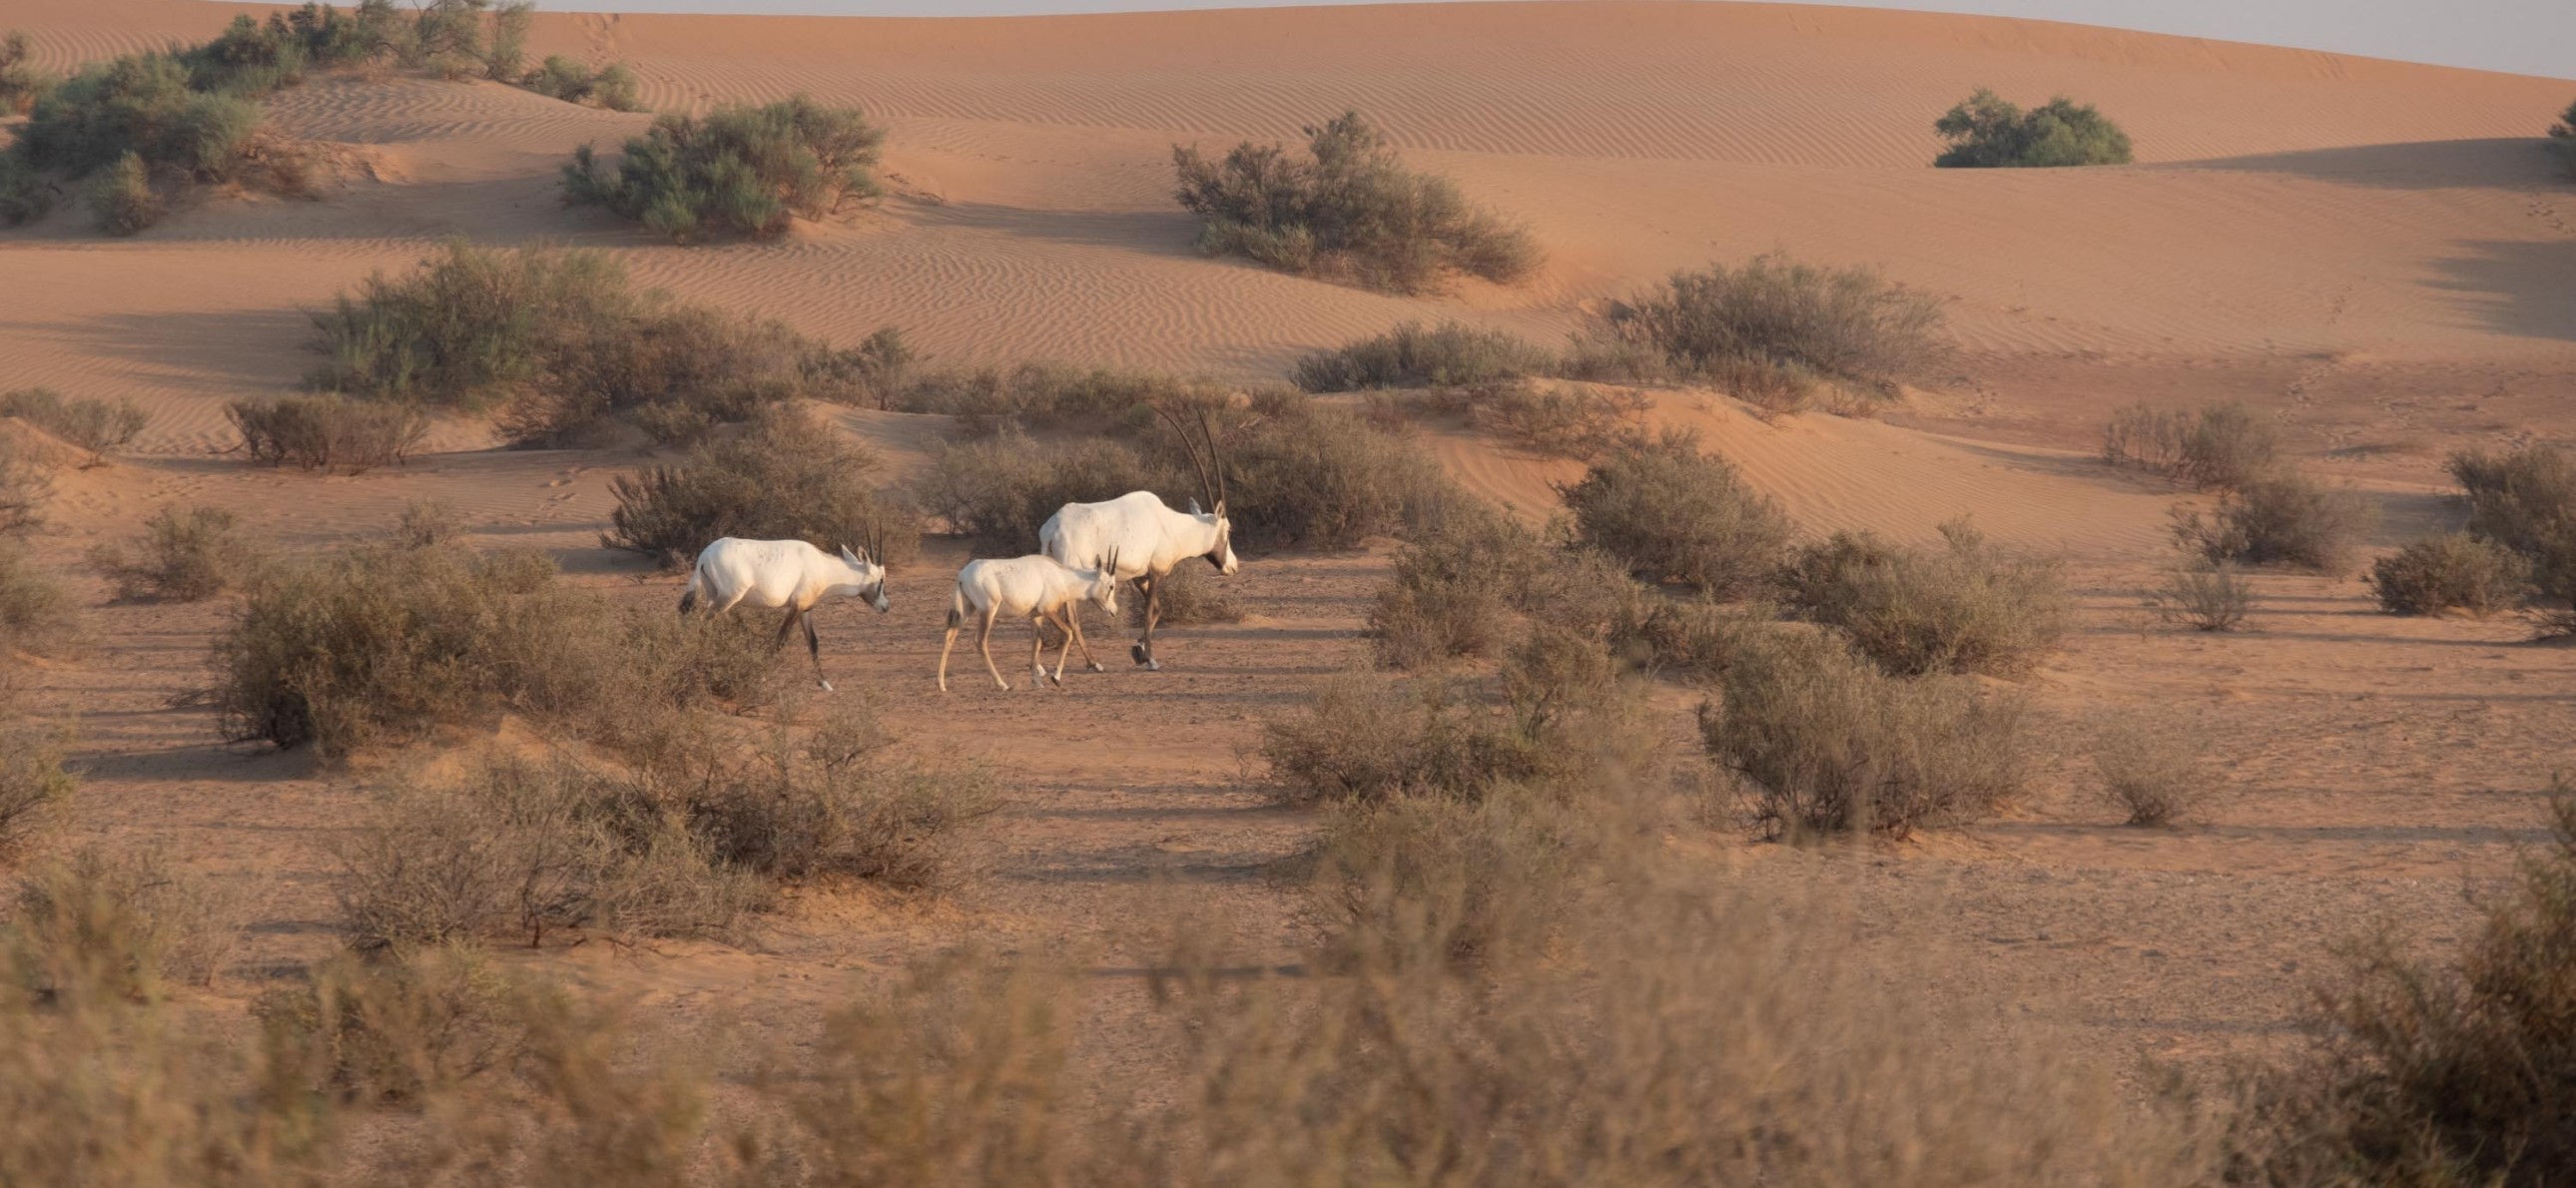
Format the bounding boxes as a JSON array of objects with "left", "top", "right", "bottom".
[
  {"left": 1038, "top": 403, "right": 1239, "bottom": 671},
  {"left": 678, "top": 525, "right": 892, "bottom": 692}
]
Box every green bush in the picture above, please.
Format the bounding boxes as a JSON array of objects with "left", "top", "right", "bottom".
[
  {"left": 1579, "top": 254, "right": 1944, "bottom": 411},
  {"left": 520, "top": 55, "right": 641, "bottom": 111},
  {"left": 20, "top": 53, "right": 264, "bottom": 181},
  {"left": 2102, "top": 400, "right": 2278, "bottom": 491},
  {"left": 84, "top": 151, "right": 161, "bottom": 236},
  {"left": 605, "top": 405, "right": 922, "bottom": 569},
  {"left": 0, "top": 388, "right": 148, "bottom": 467},
  {"left": 226, "top": 394, "right": 426, "bottom": 473},
  {"left": 1698, "top": 628, "right": 2028, "bottom": 839},
  {"left": 1780, "top": 522, "right": 2069, "bottom": 677},
  {"left": 480, "top": 1, "right": 529, "bottom": 81},
  {"left": 1172, "top": 110, "right": 1542, "bottom": 294},
  {"left": 0, "top": 152, "right": 52, "bottom": 227},
  {"left": 2448, "top": 444, "right": 2576, "bottom": 610},
  {"left": 562, "top": 96, "right": 884, "bottom": 241},
  {"left": 1, "top": 30, "right": 50, "bottom": 115},
  {"left": 1291, "top": 320, "right": 1558, "bottom": 391},
  {"left": 2554, "top": 99, "right": 2576, "bottom": 177},
  {"left": 2172, "top": 470, "right": 2378, "bottom": 574},
  {"left": 1933, "top": 88, "right": 2133, "bottom": 168},
  {"left": 308, "top": 241, "right": 835, "bottom": 443},
  {"left": 2233, "top": 781, "right": 2576, "bottom": 1185},
  {"left": 306, "top": 242, "right": 635, "bottom": 411},
  {"left": 1559, "top": 432, "right": 1790, "bottom": 598},
  {"left": 89, "top": 504, "right": 263, "bottom": 602},
  {"left": 2369, "top": 534, "right": 2531, "bottom": 616}
]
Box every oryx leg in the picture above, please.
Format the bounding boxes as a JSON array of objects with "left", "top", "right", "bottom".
[
  {"left": 1042, "top": 609, "right": 1081, "bottom": 684},
  {"left": 802, "top": 611, "right": 833, "bottom": 693},
  {"left": 938, "top": 617, "right": 962, "bottom": 693},
  {"left": 1130, "top": 574, "right": 1162, "bottom": 670},
  {"left": 1059, "top": 604, "right": 1105, "bottom": 674},
  {"left": 1027, "top": 613, "right": 1050, "bottom": 688},
  {"left": 976, "top": 609, "right": 1009, "bottom": 691},
  {"left": 774, "top": 606, "right": 802, "bottom": 651}
]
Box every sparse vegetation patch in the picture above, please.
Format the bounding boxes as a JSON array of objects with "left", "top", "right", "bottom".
[
  {"left": 1172, "top": 110, "right": 1541, "bottom": 294},
  {"left": 89, "top": 504, "right": 264, "bottom": 603},
  {"left": 2172, "top": 470, "right": 2378, "bottom": 574},
  {"left": 1780, "top": 521, "right": 2069, "bottom": 677},
  {"left": 2369, "top": 533, "right": 2531, "bottom": 617},
  {"left": 1578, "top": 254, "right": 1945, "bottom": 412},
  {"left": 606, "top": 405, "right": 921, "bottom": 568},
  {"left": 1291, "top": 320, "right": 1558, "bottom": 392},
  {"left": 1934, "top": 88, "right": 2133, "bottom": 168},
  {"left": 1559, "top": 432, "right": 1790, "bottom": 598},
  {"left": 0, "top": 388, "right": 149, "bottom": 466},
  {"left": 563, "top": 96, "right": 885, "bottom": 242},
  {"left": 226, "top": 393, "right": 426, "bottom": 473},
  {"left": 2102, "top": 400, "right": 2277, "bottom": 490}
]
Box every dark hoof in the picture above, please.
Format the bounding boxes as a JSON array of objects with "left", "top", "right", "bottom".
[
  {"left": 1130, "top": 643, "right": 1150, "bottom": 665},
  {"left": 1085, "top": 662, "right": 1106, "bottom": 673}
]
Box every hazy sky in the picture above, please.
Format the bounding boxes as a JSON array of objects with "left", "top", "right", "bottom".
[{"left": 483, "top": 0, "right": 2573, "bottom": 80}]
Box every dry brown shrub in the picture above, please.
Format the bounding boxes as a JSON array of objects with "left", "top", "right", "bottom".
[
  {"left": 1698, "top": 627, "right": 2028, "bottom": 839},
  {"left": 10, "top": 848, "right": 253, "bottom": 997},
  {"left": 2093, "top": 719, "right": 2217, "bottom": 827},
  {"left": 2104, "top": 400, "right": 2278, "bottom": 491},
  {"left": 1560, "top": 431, "right": 1791, "bottom": 598},
  {"left": 2173, "top": 469, "right": 2380, "bottom": 574},
  {"left": 0, "top": 388, "right": 149, "bottom": 466},
  {"left": 89, "top": 504, "right": 263, "bottom": 602},
  {"left": 2154, "top": 564, "right": 2256, "bottom": 632},
  {"left": 1127, "top": 560, "right": 1241, "bottom": 629},
  {"left": 0, "top": 432, "right": 54, "bottom": 534},
  {"left": 0, "top": 539, "right": 79, "bottom": 657},
  {"left": 606, "top": 404, "right": 922, "bottom": 568},
  {"left": 394, "top": 497, "right": 464, "bottom": 549},
  {"left": 2369, "top": 533, "right": 2534, "bottom": 617},
  {"left": 226, "top": 393, "right": 427, "bottom": 473},
  {"left": 1780, "top": 521, "right": 2069, "bottom": 677}
]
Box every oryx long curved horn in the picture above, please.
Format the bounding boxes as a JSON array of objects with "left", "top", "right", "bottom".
[
  {"left": 1196, "top": 405, "right": 1230, "bottom": 508},
  {"left": 1152, "top": 401, "right": 1220, "bottom": 512}
]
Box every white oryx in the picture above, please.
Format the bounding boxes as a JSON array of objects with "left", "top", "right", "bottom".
[
  {"left": 937, "top": 551, "right": 1122, "bottom": 692},
  {"left": 678, "top": 535, "right": 890, "bottom": 692},
  {"left": 1038, "top": 404, "right": 1239, "bottom": 671}
]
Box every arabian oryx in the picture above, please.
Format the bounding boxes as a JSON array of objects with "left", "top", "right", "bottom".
[
  {"left": 937, "top": 551, "right": 1121, "bottom": 692},
  {"left": 678, "top": 535, "right": 890, "bottom": 692},
  {"left": 1038, "top": 404, "right": 1238, "bottom": 671}
]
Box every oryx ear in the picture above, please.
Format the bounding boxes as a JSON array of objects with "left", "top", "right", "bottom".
[
  {"left": 841, "top": 544, "right": 865, "bottom": 567},
  {"left": 1212, "top": 499, "right": 1227, "bottom": 520},
  {"left": 1186, "top": 497, "right": 1203, "bottom": 515}
]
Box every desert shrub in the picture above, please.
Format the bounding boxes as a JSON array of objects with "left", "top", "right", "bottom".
[
  {"left": 307, "top": 241, "right": 832, "bottom": 442},
  {"left": 2233, "top": 781, "right": 2576, "bottom": 1186},
  {"left": 2448, "top": 444, "right": 2576, "bottom": 615},
  {"left": 1780, "top": 521, "right": 2069, "bottom": 677},
  {"left": 1260, "top": 648, "right": 1635, "bottom": 811},
  {"left": 605, "top": 406, "right": 922, "bottom": 568},
  {"left": 225, "top": 393, "right": 426, "bottom": 473},
  {"left": 2369, "top": 534, "right": 2531, "bottom": 616},
  {"left": 1559, "top": 433, "right": 1791, "bottom": 598},
  {"left": 0, "top": 152, "right": 53, "bottom": 227},
  {"left": 520, "top": 55, "right": 641, "bottom": 111},
  {"left": 1368, "top": 508, "right": 1542, "bottom": 669},
  {"left": 1127, "top": 561, "right": 1240, "bottom": 628},
  {"left": 89, "top": 504, "right": 263, "bottom": 602},
  {"left": 306, "top": 241, "right": 635, "bottom": 411},
  {"left": 1290, "top": 320, "right": 1558, "bottom": 391},
  {"left": 1933, "top": 88, "right": 2133, "bottom": 168},
  {"left": 253, "top": 942, "right": 528, "bottom": 1104},
  {"left": 562, "top": 96, "right": 884, "bottom": 242},
  {"left": 0, "top": 540, "right": 78, "bottom": 656},
  {"left": 1198, "top": 393, "right": 1461, "bottom": 549},
  {"left": 798, "top": 325, "right": 914, "bottom": 409},
  {"left": 2103, "top": 400, "right": 2278, "bottom": 490},
  {"left": 11, "top": 849, "right": 249, "bottom": 996},
  {"left": 894, "top": 363, "right": 1220, "bottom": 437},
  {"left": 214, "top": 542, "right": 561, "bottom": 753},
  {"left": 2154, "top": 564, "right": 2255, "bottom": 631},
  {"left": 19, "top": 52, "right": 263, "bottom": 180},
  {"left": 2173, "top": 470, "right": 2379, "bottom": 573},
  {"left": 1463, "top": 382, "right": 1653, "bottom": 460},
  {"left": 0, "top": 388, "right": 149, "bottom": 466},
  {"left": 0, "top": 724, "right": 72, "bottom": 860},
  {"left": 1698, "top": 628, "right": 2028, "bottom": 838},
  {"left": 85, "top": 151, "right": 161, "bottom": 235},
  {"left": 480, "top": 1, "right": 529, "bottom": 81},
  {"left": 1172, "top": 110, "right": 1541, "bottom": 294},
  {"left": 1616, "top": 593, "right": 1766, "bottom": 681},
  {"left": 2555, "top": 100, "right": 2576, "bottom": 176},
  {"left": 912, "top": 428, "right": 1157, "bottom": 550},
  {"left": 0, "top": 30, "right": 49, "bottom": 115},
  {"left": 2093, "top": 720, "right": 2214, "bottom": 827},
  {"left": 393, "top": 498, "right": 463, "bottom": 549},
  {"left": 1579, "top": 254, "right": 1944, "bottom": 411},
  {"left": 336, "top": 752, "right": 764, "bottom": 950},
  {"left": 1313, "top": 783, "right": 1587, "bottom": 965},
  {"left": 0, "top": 436, "right": 50, "bottom": 534}
]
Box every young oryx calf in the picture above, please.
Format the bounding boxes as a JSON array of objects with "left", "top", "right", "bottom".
[
  {"left": 938, "top": 552, "right": 1120, "bottom": 693},
  {"left": 679, "top": 537, "right": 890, "bottom": 692}
]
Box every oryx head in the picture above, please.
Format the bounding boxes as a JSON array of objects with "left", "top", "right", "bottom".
[
  {"left": 837, "top": 531, "right": 891, "bottom": 613},
  {"left": 1088, "top": 548, "right": 1123, "bottom": 617},
  {"left": 1159, "top": 403, "right": 1241, "bottom": 576}
]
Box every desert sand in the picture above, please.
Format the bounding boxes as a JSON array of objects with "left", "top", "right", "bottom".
[{"left": 4, "top": 0, "right": 2574, "bottom": 1106}]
